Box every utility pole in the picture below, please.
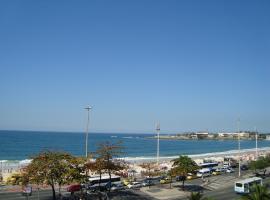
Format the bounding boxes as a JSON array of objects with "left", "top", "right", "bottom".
[
  {"left": 85, "top": 106, "right": 92, "bottom": 158},
  {"left": 156, "top": 122, "right": 160, "bottom": 165},
  {"left": 237, "top": 118, "right": 241, "bottom": 177},
  {"left": 255, "top": 126, "right": 258, "bottom": 160}
]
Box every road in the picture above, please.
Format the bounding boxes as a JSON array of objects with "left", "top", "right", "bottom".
[
  {"left": 1, "top": 170, "right": 269, "bottom": 200},
  {"left": 0, "top": 189, "right": 155, "bottom": 200}
]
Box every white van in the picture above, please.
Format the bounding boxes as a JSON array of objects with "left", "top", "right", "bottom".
[{"left": 196, "top": 168, "right": 211, "bottom": 178}]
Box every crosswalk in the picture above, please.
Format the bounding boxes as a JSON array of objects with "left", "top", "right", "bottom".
[{"left": 203, "top": 176, "right": 238, "bottom": 190}]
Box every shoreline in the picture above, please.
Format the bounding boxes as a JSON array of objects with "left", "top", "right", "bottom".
[
  {"left": 1, "top": 147, "right": 270, "bottom": 164},
  {"left": 121, "top": 147, "right": 270, "bottom": 163}
]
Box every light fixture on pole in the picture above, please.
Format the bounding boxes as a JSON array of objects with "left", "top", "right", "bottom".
[
  {"left": 156, "top": 122, "right": 160, "bottom": 165},
  {"left": 255, "top": 126, "right": 258, "bottom": 160},
  {"left": 85, "top": 105, "right": 92, "bottom": 158},
  {"left": 237, "top": 118, "right": 241, "bottom": 177}
]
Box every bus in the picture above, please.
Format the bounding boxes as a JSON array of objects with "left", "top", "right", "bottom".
[
  {"left": 87, "top": 175, "right": 121, "bottom": 192},
  {"left": 198, "top": 162, "right": 218, "bottom": 169},
  {"left": 88, "top": 175, "right": 121, "bottom": 185},
  {"left": 234, "top": 177, "right": 262, "bottom": 194}
]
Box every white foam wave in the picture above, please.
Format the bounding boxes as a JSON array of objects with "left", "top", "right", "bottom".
[{"left": 121, "top": 147, "right": 270, "bottom": 162}]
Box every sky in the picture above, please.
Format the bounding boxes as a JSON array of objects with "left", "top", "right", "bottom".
[{"left": 0, "top": 0, "right": 269, "bottom": 133}]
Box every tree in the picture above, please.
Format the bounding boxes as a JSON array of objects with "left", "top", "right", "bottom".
[
  {"left": 240, "top": 184, "right": 270, "bottom": 200},
  {"left": 23, "top": 151, "right": 85, "bottom": 200},
  {"left": 86, "top": 157, "right": 106, "bottom": 190},
  {"left": 171, "top": 155, "right": 198, "bottom": 189},
  {"left": 249, "top": 157, "right": 269, "bottom": 175},
  {"left": 95, "top": 141, "right": 126, "bottom": 191},
  {"left": 187, "top": 192, "right": 214, "bottom": 200},
  {"left": 139, "top": 162, "right": 157, "bottom": 178}
]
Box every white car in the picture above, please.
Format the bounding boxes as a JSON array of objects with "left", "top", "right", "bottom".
[
  {"left": 226, "top": 168, "right": 235, "bottom": 173},
  {"left": 127, "top": 182, "right": 142, "bottom": 189}
]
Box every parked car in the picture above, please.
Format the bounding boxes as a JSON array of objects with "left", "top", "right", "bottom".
[
  {"left": 127, "top": 182, "right": 142, "bottom": 189},
  {"left": 160, "top": 177, "right": 172, "bottom": 184},
  {"left": 67, "top": 184, "right": 81, "bottom": 192},
  {"left": 186, "top": 173, "right": 197, "bottom": 180},
  {"left": 212, "top": 170, "right": 221, "bottom": 175},
  {"left": 226, "top": 168, "right": 235, "bottom": 173},
  {"left": 110, "top": 183, "right": 125, "bottom": 191},
  {"left": 142, "top": 179, "right": 154, "bottom": 187},
  {"left": 22, "top": 185, "right": 32, "bottom": 196},
  {"left": 241, "top": 165, "right": 248, "bottom": 170},
  {"left": 122, "top": 179, "right": 130, "bottom": 186},
  {"left": 176, "top": 175, "right": 186, "bottom": 182}
]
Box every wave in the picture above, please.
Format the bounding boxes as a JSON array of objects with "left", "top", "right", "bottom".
[
  {"left": 121, "top": 147, "right": 270, "bottom": 162},
  {"left": 2, "top": 147, "right": 270, "bottom": 165}
]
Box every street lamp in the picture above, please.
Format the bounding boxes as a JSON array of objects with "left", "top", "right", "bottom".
[
  {"left": 85, "top": 105, "right": 92, "bottom": 158},
  {"left": 156, "top": 122, "right": 160, "bottom": 165},
  {"left": 255, "top": 126, "right": 258, "bottom": 160},
  {"left": 237, "top": 118, "right": 241, "bottom": 177}
]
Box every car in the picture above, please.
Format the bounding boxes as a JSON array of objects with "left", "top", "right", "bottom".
[
  {"left": 226, "top": 168, "right": 235, "bottom": 173},
  {"left": 160, "top": 177, "right": 172, "bottom": 184},
  {"left": 212, "top": 171, "right": 221, "bottom": 175},
  {"left": 221, "top": 167, "right": 228, "bottom": 172},
  {"left": 22, "top": 185, "right": 32, "bottom": 196},
  {"left": 176, "top": 175, "right": 186, "bottom": 182},
  {"left": 241, "top": 165, "right": 248, "bottom": 171},
  {"left": 142, "top": 179, "right": 154, "bottom": 187},
  {"left": 122, "top": 179, "right": 130, "bottom": 186},
  {"left": 67, "top": 184, "right": 81, "bottom": 192},
  {"left": 127, "top": 182, "right": 142, "bottom": 189},
  {"left": 186, "top": 173, "right": 197, "bottom": 180},
  {"left": 110, "top": 183, "right": 125, "bottom": 191}
]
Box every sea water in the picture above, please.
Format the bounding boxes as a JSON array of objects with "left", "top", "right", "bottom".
[{"left": 1, "top": 130, "right": 270, "bottom": 163}]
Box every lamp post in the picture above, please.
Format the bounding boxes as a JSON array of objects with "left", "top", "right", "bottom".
[
  {"left": 156, "top": 122, "right": 160, "bottom": 165},
  {"left": 255, "top": 126, "right": 258, "bottom": 160},
  {"left": 237, "top": 118, "right": 241, "bottom": 177},
  {"left": 85, "top": 106, "right": 92, "bottom": 158}
]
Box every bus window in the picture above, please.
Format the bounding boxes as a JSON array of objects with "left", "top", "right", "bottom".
[{"left": 235, "top": 183, "right": 242, "bottom": 187}]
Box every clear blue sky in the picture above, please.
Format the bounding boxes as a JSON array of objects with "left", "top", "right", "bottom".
[{"left": 0, "top": 0, "right": 269, "bottom": 133}]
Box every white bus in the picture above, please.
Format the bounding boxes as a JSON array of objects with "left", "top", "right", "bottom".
[
  {"left": 234, "top": 177, "right": 262, "bottom": 194},
  {"left": 196, "top": 168, "right": 211, "bottom": 178},
  {"left": 88, "top": 175, "right": 121, "bottom": 185}
]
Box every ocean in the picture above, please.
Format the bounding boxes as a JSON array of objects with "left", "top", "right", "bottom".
[
  {"left": 1, "top": 130, "right": 270, "bottom": 164},
  {"left": 0, "top": 131, "right": 270, "bottom": 162}
]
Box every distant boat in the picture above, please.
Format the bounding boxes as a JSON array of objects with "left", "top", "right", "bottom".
[{"left": 111, "top": 136, "right": 118, "bottom": 138}]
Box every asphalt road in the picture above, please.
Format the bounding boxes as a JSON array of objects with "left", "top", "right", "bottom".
[
  {"left": 0, "top": 189, "right": 155, "bottom": 200},
  {"left": 1, "top": 170, "right": 268, "bottom": 200}
]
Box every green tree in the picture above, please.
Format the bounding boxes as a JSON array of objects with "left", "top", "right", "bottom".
[
  {"left": 139, "top": 162, "right": 157, "bottom": 177},
  {"left": 95, "top": 141, "right": 126, "bottom": 191},
  {"left": 86, "top": 157, "right": 106, "bottom": 190},
  {"left": 187, "top": 192, "right": 214, "bottom": 200},
  {"left": 23, "top": 151, "right": 85, "bottom": 200},
  {"left": 171, "top": 155, "right": 198, "bottom": 189},
  {"left": 240, "top": 184, "right": 270, "bottom": 200},
  {"left": 249, "top": 157, "right": 269, "bottom": 175}
]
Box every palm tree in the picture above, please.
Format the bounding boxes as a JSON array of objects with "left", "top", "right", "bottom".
[
  {"left": 240, "top": 184, "right": 270, "bottom": 200},
  {"left": 171, "top": 155, "right": 198, "bottom": 189},
  {"left": 187, "top": 192, "right": 213, "bottom": 200}
]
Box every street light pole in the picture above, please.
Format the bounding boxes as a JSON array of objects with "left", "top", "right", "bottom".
[
  {"left": 156, "top": 122, "right": 160, "bottom": 165},
  {"left": 85, "top": 106, "right": 92, "bottom": 158},
  {"left": 255, "top": 126, "right": 258, "bottom": 160},
  {"left": 237, "top": 118, "right": 241, "bottom": 177}
]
